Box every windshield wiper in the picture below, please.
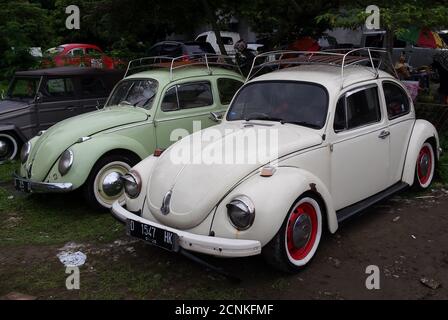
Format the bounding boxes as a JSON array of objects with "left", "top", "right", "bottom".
[
  {"left": 245, "top": 115, "right": 284, "bottom": 122},
  {"left": 280, "top": 120, "right": 321, "bottom": 129}
]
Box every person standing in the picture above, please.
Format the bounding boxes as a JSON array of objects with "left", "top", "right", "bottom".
[{"left": 234, "top": 39, "right": 256, "bottom": 77}]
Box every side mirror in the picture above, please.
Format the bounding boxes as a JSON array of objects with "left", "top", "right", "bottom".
[
  {"left": 209, "top": 111, "right": 224, "bottom": 122},
  {"left": 35, "top": 92, "right": 43, "bottom": 103}
]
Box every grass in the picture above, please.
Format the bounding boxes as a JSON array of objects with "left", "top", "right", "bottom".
[{"left": 0, "top": 161, "right": 17, "bottom": 183}]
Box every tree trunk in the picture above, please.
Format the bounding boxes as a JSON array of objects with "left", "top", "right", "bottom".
[{"left": 201, "top": 0, "right": 227, "bottom": 56}]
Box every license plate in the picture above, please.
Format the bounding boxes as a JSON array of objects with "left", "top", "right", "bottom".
[
  {"left": 127, "top": 220, "right": 179, "bottom": 252},
  {"left": 14, "top": 178, "right": 31, "bottom": 193}
]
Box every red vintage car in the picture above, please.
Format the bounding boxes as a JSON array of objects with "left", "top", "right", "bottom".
[{"left": 43, "top": 44, "right": 120, "bottom": 69}]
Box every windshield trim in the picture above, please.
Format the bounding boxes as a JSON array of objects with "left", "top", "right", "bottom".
[
  {"left": 105, "top": 77, "right": 159, "bottom": 110},
  {"left": 226, "top": 80, "right": 330, "bottom": 130}
]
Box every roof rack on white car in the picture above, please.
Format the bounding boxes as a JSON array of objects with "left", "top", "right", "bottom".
[
  {"left": 247, "top": 47, "right": 398, "bottom": 88},
  {"left": 124, "top": 54, "right": 242, "bottom": 80}
]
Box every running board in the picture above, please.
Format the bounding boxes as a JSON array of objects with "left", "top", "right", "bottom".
[{"left": 336, "top": 182, "right": 409, "bottom": 223}]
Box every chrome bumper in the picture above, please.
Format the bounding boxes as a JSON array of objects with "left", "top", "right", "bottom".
[
  {"left": 13, "top": 173, "right": 73, "bottom": 193},
  {"left": 111, "top": 201, "right": 262, "bottom": 258}
]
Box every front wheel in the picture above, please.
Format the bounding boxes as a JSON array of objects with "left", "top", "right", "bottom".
[
  {"left": 0, "top": 133, "right": 19, "bottom": 164},
  {"left": 413, "top": 142, "right": 435, "bottom": 189},
  {"left": 262, "top": 195, "right": 323, "bottom": 273},
  {"left": 83, "top": 154, "right": 139, "bottom": 210}
]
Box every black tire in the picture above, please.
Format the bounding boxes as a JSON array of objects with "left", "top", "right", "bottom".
[
  {"left": 262, "top": 193, "right": 323, "bottom": 273},
  {"left": 0, "top": 132, "right": 21, "bottom": 163},
  {"left": 412, "top": 141, "right": 436, "bottom": 190},
  {"left": 83, "top": 153, "right": 140, "bottom": 210}
]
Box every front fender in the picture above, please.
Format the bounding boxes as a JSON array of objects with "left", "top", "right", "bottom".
[
  {"left": 402, "top": 119, "right": 440, "bottom": 186},
  {"left": 210, "top": 166, "right": 338, "bottom": 247},
  {"left": 44, "top": 134, "right": 151, "bottom": 189}
]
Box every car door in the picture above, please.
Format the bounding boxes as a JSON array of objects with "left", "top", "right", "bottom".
[
  {"left": 154, "top": 80, "right": 218, "bottom": 150},
  {"left": 381, "top": 80, "right": 415, "bottom": 184},
  {"left": 330, "top": 83, "right": 390, "bottom": 210},
  {"left": 36, "top": 76, "right": 79, "bottom": 130},
  {"left": 77, "top": 75, "right": 109, "bottom": 114}
]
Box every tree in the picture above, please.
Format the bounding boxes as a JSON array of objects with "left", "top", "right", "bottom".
[{"left": 317, "top": 0, "right": 448, "bottom": 55}]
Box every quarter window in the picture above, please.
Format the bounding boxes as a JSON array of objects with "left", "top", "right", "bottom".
[
  {"left": 161, "top": 82, "right": 213, "bottom": 112},
  {"left": 334, "top": 86, "right": 381, "bottom": 131},
  {"left": 383, "top": 82, "right": 410, "bottom": 119},
  {"left": 217, "top": 78, "right": 243, "bottom": 105}
]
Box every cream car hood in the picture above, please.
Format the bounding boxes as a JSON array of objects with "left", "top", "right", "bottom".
[{"left": 147, "top": 121, "right": 323, "bottom": 229}]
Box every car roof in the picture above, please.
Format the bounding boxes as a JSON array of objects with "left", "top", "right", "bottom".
[
  {"left": 15, "top": 66, "right": 124, "bottom": 77},
  {"left": 249, "top": 64, "right": 396, "bottom": 92},
  {"left": 126, "top": 66, "right": 244, "bottom": 84},
  {"left": 59, "top": 43, "right": 101, "bottom": 49}
]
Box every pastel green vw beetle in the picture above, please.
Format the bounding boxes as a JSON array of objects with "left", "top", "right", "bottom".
[{"left": 15, "top": 56, "right": 245, "bottom": 209}]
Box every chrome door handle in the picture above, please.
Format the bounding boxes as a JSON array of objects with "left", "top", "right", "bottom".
[{"left": 379, "top": 130, "right": 390, "bottom": 139}]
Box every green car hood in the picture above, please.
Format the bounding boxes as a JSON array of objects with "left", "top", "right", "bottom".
[{"left": 28, "top": 106, "right": 148, "bottom": 181}]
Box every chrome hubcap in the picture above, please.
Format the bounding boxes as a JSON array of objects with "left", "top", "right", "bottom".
[
  {"left": 102, "top": 171, "right": 124, "bottom": 197},
  {"left": 292, "top": 214, "right": 312, "bottom": 249},
  {"left": 0, "top": 139, "right": 8, "bottom": 157},
  {"left": 419, "top": 154, "right": 430, "bottom": 177}
]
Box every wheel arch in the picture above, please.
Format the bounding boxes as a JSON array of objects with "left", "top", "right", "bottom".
[{"left": 402, "top": 119, "right": 440, "bottom": 186}]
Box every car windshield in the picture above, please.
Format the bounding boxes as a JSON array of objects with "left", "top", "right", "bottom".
[
  {"left": 106, "top": 79, "right": 159, "bottom": 109},
  {"left": 6, "top": 77, "right": 40, "bottom": 100},
  {"left": 226, "top": 81, "right": 328, "bottom": 129}
]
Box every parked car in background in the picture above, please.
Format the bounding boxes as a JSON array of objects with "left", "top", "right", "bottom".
[
  {"left": 112, "top": 49, "right": 440, "bottom": 272},
  {"left": 15, "top": 56, "right": 245, "bottom": 209},
  {"left": 147, "top": 41, "right": 215, "bottom": 59},
  {"left": 43, "top": 44, "right": 119, "bottom": 69},
  {"left": 0, "top": 67, "right": 123, "bottom": 163},
  {"left": 196, "top": 31, "right": 240, "bottom": 56}
]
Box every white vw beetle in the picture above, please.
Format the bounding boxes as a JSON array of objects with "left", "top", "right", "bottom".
[{"left": 112, "top": 49, "right": 440, "bottom": 272}]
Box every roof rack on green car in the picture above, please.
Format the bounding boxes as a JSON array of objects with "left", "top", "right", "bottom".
[{"left": 125, "top": 54, "right": 242, "bottom": 80}]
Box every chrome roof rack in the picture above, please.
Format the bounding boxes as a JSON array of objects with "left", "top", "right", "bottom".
[
  {"left": 124, "top": 54, "right": 242, "bottom": 80},
  {"left": 247, "top": 47, "right": 398, "bottom": 88}
]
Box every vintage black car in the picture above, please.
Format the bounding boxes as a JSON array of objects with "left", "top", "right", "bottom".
[{"left": 0, "top": 67, "right": 124, "bottom": 163}]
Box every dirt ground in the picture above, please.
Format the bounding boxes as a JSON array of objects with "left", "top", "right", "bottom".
[{"left": 1, "top": 186, "right": 448, "bottom": 300}]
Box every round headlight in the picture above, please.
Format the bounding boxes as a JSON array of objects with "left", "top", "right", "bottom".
[
  {"left": 58, "top": 149, "right": 74, "bottom": 176},
  {"left": 20, "top": 142, "right": 31, "bottom": 164},
  {"left": 226, "top": 196, "right": 255, "bottom": 231},
  {"left": 123, "top": 170, "right": 142, "bottom": 199}
]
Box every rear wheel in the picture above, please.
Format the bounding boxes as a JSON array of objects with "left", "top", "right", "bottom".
[
  {"left": 0, "top": 133, "right": 19, "bottom": 164},
  {"left": 262, "top": 195, "right": 323, "bottom": 273},
  {"left": 83, "top": 154, "right": 139, "bottom": 210},
  {"left": 414, "top": 142, "right": 435, "bottom": 189}
]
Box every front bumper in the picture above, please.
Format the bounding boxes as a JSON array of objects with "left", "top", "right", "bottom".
[
  {"left": 111, "top": 201, "right": 262, "bottom": 258},
  {"left": 13, "top": 173, "right": 73, "bottom": 193}
]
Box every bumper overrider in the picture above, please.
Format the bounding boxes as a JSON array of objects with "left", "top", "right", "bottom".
[
  {"left": 111, "top": 201, "right": 262, "bottom": 258},
  {"left": 13, "top": 172, "right": 73, "bottom": 193}
]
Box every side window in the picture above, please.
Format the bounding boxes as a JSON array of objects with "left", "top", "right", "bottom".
[
  {"left": 80, "top": 76, "right": 107, "bottom": 97},
  {"left": 334, "top": 86, "right": 381, "bottom": 132},
  {"left": 69, "top": 48, "right": 84, "bottom": 56},
  {"left": 196, "top": 35, "right": 207, "bottom": 43},
  {"left": 43, "top": 78, "right": 75, "bottom": 98},
  {"left": 346, "top": 87, "right": 381, "bottom": 129},
  {"left": 85, "top": 48, "right": 102, "bottom": 56},
  {"left": 217, "top": 78, "right": 243, "bottom": 105},
  {"left": 161, "top": 82, "right": 213, "bottom": 112},
  {"left": 383, "top": 82, "right": 410, "bottom": 119}
]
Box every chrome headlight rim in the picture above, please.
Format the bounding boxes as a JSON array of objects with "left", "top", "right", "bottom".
[
  {"left": 58, "top": 149, "right": 74, "bottom": 176},
  {"left": 20, "top": 141, "right": 31, "bottom": 164},
  {"left": 122, "top": 170, "right": 142, "bottom": 199},
  {"left": 226, "top": 195, "right": 255, "bottom": 231}
]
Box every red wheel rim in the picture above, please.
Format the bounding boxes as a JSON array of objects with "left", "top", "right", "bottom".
[
  {"left": 417, "top": 146, "right": 432, "bottom": 185},
  {"left": 286, "top": 202, "right": 318, "bottom": 261}
]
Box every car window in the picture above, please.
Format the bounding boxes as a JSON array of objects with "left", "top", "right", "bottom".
[
  {"left": 221, "top": 37, "right": 234, "bottom": 45},
  {"left": 185, "top": 43, "right": 215, "bottom": 55},
  {"left": 80, "top": 76, "right": 107, "bottom": 97},
  {"left": 6, "top": 77, "right": 40, "bottom": 100},
  {"left": 196, "top": 36, "right": 207, "bottom": 43},
  {"left": 335, "top": 86, "right": 381, "bottom": 131},
  {"left": 162, "top": 44, "right": 183, "bottom": 57},
  {"left": 161, "top": 82, "right": 213, "bottom": 112},
  {"left": 69, "top": 48, "right": 84, "bottom": 56},
  {"left": 383, "top": 82, "right": 410, "bottom": 119},
  {"left": 43, "top": 78, "right": 75, "bottom": 98},
  {"left": 217, "top": 78, "right": 243, "bottom": 105},
  {"left": 85, "top": 48, "right": 102, "bottom": 56},
  {"left": 107, "top": 79, "right": 158, "bottom": 109},
  {"left": 227, "top": 81, "right": 328, "bottom": 129}
]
